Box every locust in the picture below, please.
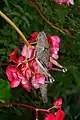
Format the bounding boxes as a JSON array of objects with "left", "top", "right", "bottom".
[{"left": 34, "top": 31, "right": 67, "bottom": 103}]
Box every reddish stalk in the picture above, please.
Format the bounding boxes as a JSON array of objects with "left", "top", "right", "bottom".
[
  {"left": 0, "top": 102, "right": 53, "bottom": 119},
  {"left": 36, "top": 109, "right": 39, "bottom": 120},
  {"left": 0, "top": 102, "right": 50, "bottom": 113},
  {"left": 0, "top": 102, "right": 36, "bottom": 111},
  {"left": 48, "top": 106, "right": 55, "bottom": 111},
  {"left": 28, "top": 0, "right": 75, "bottom": 38},
  {"left": 28, "top": 0, "right": 65, "bottom": 34}
]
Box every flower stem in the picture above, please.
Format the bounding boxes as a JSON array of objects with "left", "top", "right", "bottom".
[
  {"left": 48, "top": 106, "right": 55, "bottom": 111},
  {"left": 0, "top": 102, "right": 52, "bottom": 119},
  {"left": 28, "top": 0, "right": 75, "bottom": 38},
  {"left": 36, "top": 109, "right": 39, "bottom": 120},
  {"left": 0, "top": 102, "right": 36, "bottom": 111},
  {"left": 28, "top": 0, "right": 65, "bottom": 34},
  {"left": 0, "top": 102, "right": 50, "bottom": 112},
  {"left": 0, "top": 11, "right": 31, "bottom": 48}
]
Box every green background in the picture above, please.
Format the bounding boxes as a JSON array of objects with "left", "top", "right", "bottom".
[{"left": 0, "top": 0, "right": 80, "bottom": 119}]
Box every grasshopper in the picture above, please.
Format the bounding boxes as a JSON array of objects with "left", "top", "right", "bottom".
[{"left": 35, "top": 31, "right": 67, "bottom": 103}]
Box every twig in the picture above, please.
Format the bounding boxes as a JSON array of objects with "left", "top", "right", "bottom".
[
  {"left": 36, "top": 109, "right": 39, "bottom": 120},
  {"left": 28, "top": 0, "right": 65, "bottom": 34},
  {"left": 0, "top": 11, "right": 31, "bottom": 48},
  {"left": 28, "top": 0, "right": 75, "bottom": 38},
  {"left": 0, "top": 102, "right": 50, "bottom": 113}
]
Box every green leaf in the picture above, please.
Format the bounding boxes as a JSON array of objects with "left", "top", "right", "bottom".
[
  {"left": 0, "top": 80, "right": 11, "bottom": 101},
  {"left": 9, "top": 2, "right": 24, "bottom": 13},
  {"left": 9, "top": 11, "right": 20, "bottom": 17},
  {"left": 3, "top": 0, "right": 10, "bottom": 9},
  {"left": 21, "top": 16, "right": 30, "bottom": 27},
  {"left": 0, "top": 49, "right": 6, "bottom": 55},
  {"left": 72, "top": 67, "right": 80, "bottom": 87}
]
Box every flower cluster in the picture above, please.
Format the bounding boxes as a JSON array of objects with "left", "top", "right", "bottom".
[
  {"left": 56, "top": 0, "right": 74, "bottom": 6},
  {"left": 6, "top": 32, "right": 60, "bottom": 91},
  {"left": 45, "top": 98, "right": 64, "bottom": 120}
]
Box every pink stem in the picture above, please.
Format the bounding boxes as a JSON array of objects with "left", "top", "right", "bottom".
[
  {"left": 0, "top": 102, "right": 36, "bottom": 111},
  {"left": 36, "top": 109, "right": 39, "bottom": 120},
  {"left": 48, "top": 106, "right": 55, "bottom": 111},
  {"left": 0, "top": 102, "right": 49, "bottom": 113}
]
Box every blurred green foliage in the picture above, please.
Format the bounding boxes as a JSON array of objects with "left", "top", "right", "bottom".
[{"left": 0, "top": 0, "right": 80, "bottom": 119}]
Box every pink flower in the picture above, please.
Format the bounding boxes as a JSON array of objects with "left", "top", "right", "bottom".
[
  {"left": 21, "top": 45, "right": 35, "bottom": 59},
  {"left": 53, "top": 98, "right": 62, "bottom": 109},
  {"left": 44, "top": 109, "right": 64, "bottom": 120},
  {"left": 6, "top": 32, "right": 62, "bottom": 92},
  {"left": 6, "top": 65, "right": 17, "bottom": 82},
  {"left": 9, "top": 49, "right": 25, "bottom": 64},
  {"left": 8, "top": 48, "right": 18, "bottom": 63},
  {"left": 67, "top": 0, "right": 74, "bottom": 6},
  {"left": 48, "top": 36, "right": 60, "bottom": 48},
  {"left": 51, "top": 36, "right": 60, "bottom": 44},
  {"left": 56, "top": 0, "right": 74, "bottom": 6},
  {"left": 31, "top": 73, "right": 45, "bottom": 89},
  {"left": 47, "top": 36, "right": 60, "bottom": 60},
  {"left": 17, "top": 56, "right": 25, "bottom": 63},
  {"left": 21, "top": 79, "right": 31, "bottom": 92},
  {"left": 29, "top": 32, "right": 38, "bottom": 44},
  {"left": 52, "top": 54, "right": 59, "bottom": 60},
  {"left": 28, "top": 59, "right": 39, "bottom": 73},
  {"left": 30, "top": 32, "right": 38, "bottom": 39},
  {"left": 10, "top": 79, "right": 21, "bottom": 88},
  {"left": 25, "top": 68, "right": 31, "bottom": 80},
  {"left": 55, "top": 109, "right": 65, "bottom": 120},
  {"left": 45, "top": 114, "right": 55, "bottom": 120},
  {"left": 6, "top": 62, "right": 32, "bottom": 91}
]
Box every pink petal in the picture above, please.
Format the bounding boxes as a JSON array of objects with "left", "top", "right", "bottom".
[
  {"left": 28, "top": 46, "right": 35, "bottom": 59},
  {"left": 36, "top": 74, "right": 45, "bottom": 84},
  {"left": 28, "top": 32, "right": 38, "bottom": 44},
  {"left": 56, "top": 0, "right": 74, "bottom": 5},
  {"left": 31, "top": 73, "right": 45, "bottom": 89},
  {"left": 8, "top": 48, "right": 18, "bottom": 63},
  {"left": 9, "top": 48, "right": 18, "bottom": 56},
  {"left": 50, "top": 41, "right": 60, "bottom": 48},
  {"left": 53, "top": 49, "right": 58, "bottom": 54},
  {"left": 45, "top": 113, "right": 55, "bottom": 120},
  {"left": 10, "top": 79, "right": 21, "bottom": 88},
  {"left": 29, "top": 38, "right": 36, "bottom": 44},
  {"left": 21, "top": 81, "right": 31, "bottom": 92},
  {"left": 32, "top": 60, "right": 39, "bottom": 73},
  {"left": 53, "top": 42, "right": 59, "bottom": 48},
  {"left": 50, "top": 48, "right": 59, "bottom": 56},
  {"left": 55, "top": 109, "right": 65, "bottom": 120},
  {"left": 21, "top": 45, "right": 35, "bottom": 59},
  {"left": 6, "top": 65, "right": 16, "bottom": 81},
  {"left": 51, "top": 36, "right": 60, "bottom": 43},
  {"left": 20, "top": 63, "right": 27, "bottom": 73},
  {"left": 17, "top": 56, "right": 25, "bottom": 63},
  {"left": 30, "top": 32, "right": 38, "bottom": 38},
  {"left": 28, "top": 59, "right": 39, "bottom": 73},
  {"left": 56, "top": 0, "right": 67, "bottom": 4},
  {"left": 31, "top": 76, "right": 40, "bottom": 89},
  {"left": 52, "top": 54, "right": 59, "bottom": 60},
  {"left": 21, "top": 44, "right": 27, "bottom": 57},
  {"left": 54, "top": 98, "right": 62, "bottom": 109},
  {"left": 25, "top": 68, "right": 31, "bottom": 80},
  {"left": 16, "top": 69, "right": 24, "bottom": 80}
]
